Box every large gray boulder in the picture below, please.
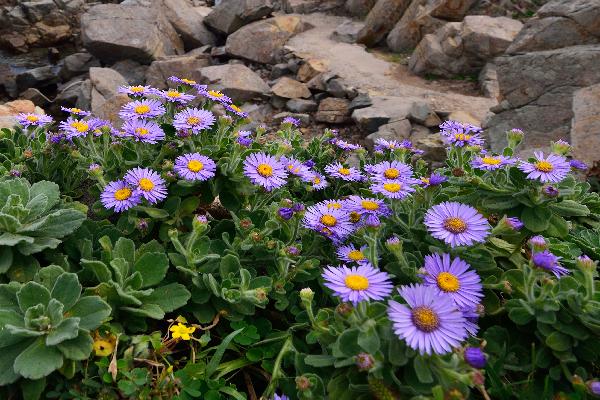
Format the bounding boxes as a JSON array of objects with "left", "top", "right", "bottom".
[
  {"left": 198, "top": 64, "right": 271, "bottom": 102},
  {"left": 225, "top": 16, "right": 311, "bottom": 64},
  {"left": 146, "top": 54, "right": 212, "bottom": 89},
  {"left": 205, "top": 0, "right": 273, "bottom": 34},
  {"left": 81, "top": 4, "right": 184, "bottom": 64},
  {"left": 162, "top": 0, "right": 217, "bottom": 49},
  {"left": 89, "top": 67, "right": 128, "bottom": 114},
  {"left": 571, "top": 83, "right": 600, "bottom": 166},
  {"left": 344, "top": 0, "right": 376, "bottom": 17},
  {"left": 356, "top": 0, "right": 411, "bottom": 47},
  {"left": 485, "top": 45, "right": 600, "bottom": 152}
]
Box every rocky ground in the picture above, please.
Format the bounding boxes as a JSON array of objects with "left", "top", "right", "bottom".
[{"left": 0, "top": 0, "right": 598, "bottom": 164}]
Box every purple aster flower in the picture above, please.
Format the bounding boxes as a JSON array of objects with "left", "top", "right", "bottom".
[
  {"left": 100, "top": 180, "right": 142, "bottom": 212},
  {"left": 158, "top": 89, "right": 195, "bottom": 104},
  {"left": 88, "top": 118, "right": 117, "bottom": 136},
  {"left": 308, "top": 172, "right": 329, "bottom": 190},
  {"left": 286, "top": 246, "right": 300, "bottom": 256},
  {"left": 332, "top": 139, "right": 362, "bottom": 151},
  {"left": 569, "top": 159, "right": 588, "bottom": 171},
  {"left": 17, "top": 113, "right": 53, "bottom": 128},
  {"left": 280, "top": 155, "right": 313, "bottom": 181},
  {"left": 364, "top": 214, "right": 381, "bottom": 227},
  {"left": 118, "top": 85, "right": 155, "bottom": 96},
  {"left": 589, "top": 381, "right": 600, "bottom": 396},
  {"left": 119, "top": 99, "right": 166, "bottom": 120},
  {"left": 471, "top": 155, "right": 515, "bottom": 171},
  {"left": 173, "top": 108, "right": 215, "bottom": 134},
  {"left": 124, "top": 167, "right": 167, "bottom": 204},
  {"left": 243, "top": 153, "right": 287, "bottom": 191},
  {"left": 518, "top": 151, "right": 571, "bottom": 183},
  {"left": 505, "top": 217, "right": 524, "bottom": 231},
  {"left": 374, "top": 138, "right": 402, "bottom": 152},
  {"left": 356, "top": 353, "right": 375, "bottom": 371},
  {"left": 60, "top": 106, "right": 91, "bottom": 117},
  {"left": 464, "top": 347, "right": 486, "bottom": 369},
  {"left": 388, "top": 284, "right": 468, "bottom": 355},
  {"left": 122, "top": 119, "right": 165, "bottom": 143},
  {"left": 370, "top": 180, "right": 416, "bottom": 200},
  {"left": 368, "top": 160, "right": 413, "bottom": 182},
  {"left": 385, "top": 236, "right": 401, "bottom": 250},
  {"left": 528, "top": 235, "right": 547, "bottom": 251},
  {"left": 337, "top": 244, "right": 370, "bottom": 265},
  {"left": 174, "top": 153, "right": 217, "bottom": 181},
  {"left": 346, "top": 196, "right": 391, "bottom": 219},
  {"left": 169, "top": 76, "right": 199, "bottom": 86},
  {"left": 325, "top": 162, "right": 362, "bottom": 182},
  {"left": 543, "top": 185, "right": 559, "bottom": 198},
  {"left": 322, "top": 264, "right": 393, "bottom": 305},
  {"left": 200, "top": 89, "right": 232, "bottom": 104},
  {"left": 398, "top": 139, "right": 424, "bottom": 154},
  {"left": 273, "top": 394, "right": 289, "bottom": 400},
  {"left": 282, "top": 116, "right": 300, "bottom": 126},
  {"left": 9, "top": 169, "right": 21, "bottom": 177},
  {"left": 424, "top": 202, "right": 490, "bottom": 247},
  {"left": 278, "top": 207, "right": 294, "bottom": 220},
  {"left": 421, "top": 253, "right": 483, "bottom": 309},
  {"left": 47, "top": 132, "right": 66, "bottom": 144},
  {"left": 292, "top": 203, "right": 305, "bottom": 213},
  {"left": 461, "top": 306, "right": 480, "bottom": 336},
  {"left": 225, "top": 104, "right": 248, "bottom": 118},
  {"left": 420, "top": 173, "right": 447, "bottom": 187},
  {"left": 303, "top": 202, "right": 353, "bottom": 240},
  {"left": 237, "top": 136, "right": 253, "bottom": 147},
  {"left": 303, "top": 160, "right": 315, "bottom": 168},
  {"left": 445, "top": 131, "right": 485, "bottom": 147},
  {"left": 59, "top": 117, "right": 98, "bottom": 138},
  {"left": 532, "top": 250, "right": 570, "bottom": 278}
]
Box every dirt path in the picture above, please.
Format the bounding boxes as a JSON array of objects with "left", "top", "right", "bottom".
[{"left": 287, "top": 13, "right": 497, "bottom": 122}]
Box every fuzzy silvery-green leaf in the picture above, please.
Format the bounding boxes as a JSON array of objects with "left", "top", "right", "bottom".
[
  {"left": 0, "top": 179, "right": 29, "bottom": 207},
  {"left": 113, "top": 237, "right": 136, "bottom": 267},
  {"left": 51, "top": 273, "right": 82, "bottom": 311},
  {"left": 0, "top": 232, "right": 33, "bottom": 247},
  {"left": 81, "top": 259, "right": 112, "bottom": 282},
  {"left": 56, "top": 331, "right": 93, "bottom": 361},
  {"left": 143, "top": 283, "right": 191, "bottom": 313},
  {"left": 45, "top": 317, "right": 80, "bottom": 346},
  {"left": 13, "top": 337, "right": 63, "bottom": 380},
  {"left": 35, "top": 265, "right": 65, "bottom": 290},
  {"left": 29, "top": 181, "right": 60, "bottom": 214},
  {"left": 25, "top": 194, "right": 49, "bottom": 221},
  {"left": 17, "top": 282, "right": 50, "bottom": 312},
  {"left": 67, "top": 296, "right": 111, "bottom": 331},
  {"left": 133, "top": 252, "right": 169, "bottom": 288},
  {"left": 121, "top": 303, "right": 165, "bottom": 319},
  {"left": 18, "top": 208, "right": 86, "bottom": 238},
  {"left": 0, "top": 339, "right": 31, "bottom": 385},
  {"left": 0, "top": 246, "right": 13, "bottom": 273},
  {"left": 0, "top": 213, "right": 20, "bottom": 232},
  {"left": 46, "top": 298, "right": 64, "bottom": 325},
  {"left": 17, "top": 237, "right": 62, "bottom": 255}
]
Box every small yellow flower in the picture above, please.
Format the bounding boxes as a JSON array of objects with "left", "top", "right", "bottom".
[
  {"left": 93, "top": 338, "right": 115, "bottom": 357},
  {"left": 169, "top": 322, "right": 196, "bottom": 340}
]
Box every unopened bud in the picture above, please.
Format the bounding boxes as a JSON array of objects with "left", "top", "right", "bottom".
[
  {"left": 295, "top": 375, "right": 312, "bottom": 391},
  {"left": 356, "top": 352, "right": 375, "bottom": 371}
]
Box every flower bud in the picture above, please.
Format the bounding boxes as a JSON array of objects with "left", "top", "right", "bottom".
[
  {"left": 356, "top": 352, "right": 375, "bottom": 371},
  {"left": 464, "top": 347, "right": 486, "bottom": 369},
  {"left": 286, "top": 246, "right": 300, "bottom": 256},
  {"left": 576, "top": 255, "right": 596, "bottom": 271},
  {"left": 506, "top": 128, "right": 524, "bottom": 148},
  {"left": 250, "top": 231, "right": 261, "bottom": 242},
  {"left": 588, "top": 380, "right": 600, "bottom": 396},
  {"left": 254, "top": 288, "right": 267, "bottom": 302},
  {"left": 528, "top": 235, "right": 547, "bottom": 251},
  {"left": 385, "top": 236, "right": 402, "bottom": 251},
  {"left": 550, "top": 139, "right": 572, "bottom": 156},
  {"left": 471, "top": 370, "right": 485, "bottom": 386},
  {"left": 452, "top": 168, "right": 465, "bottom": 177},
  {"left": 336, "top": 302, "right": 353, "bottom": 317},
  {"left": 365, "top": 214, "right": 380, "bottom": 228},
  {"left": 239, "top": 218, "right": 253, "bottom": 230},
  {"left": 295, "top": 375, "right": 312, "bottom": 391},
  {"left": 137, "top": 218, "right": 149, "bottom": 231},
  {"left": 23, "top": 149, "right": 33, "bottom": 158},
  {"left": 9, "top": 169, "right": 21, "bottom": 177},
  {"left": 292, "top": 203, "right": 305, "bottom": 213},
  {"left": 278, "top": 207, "right": 294, "bottom": 221},
  {"left": 570, "top": 159, "right": 588, "bottom": 171},
  {"left": 299, "top": 287, "right": 314, "bottom": 302},
  {"left": 543, "top": 185, "right": 559, "bottom": 198},
  {"left": 266, "top": 240, "right": 277, "bottom": 249},
  {"left": 493, "top": 216, "right": 523, "bottom": 234},
  {"left": 447, "top": 388, "right": 465, "bottom": 400}
]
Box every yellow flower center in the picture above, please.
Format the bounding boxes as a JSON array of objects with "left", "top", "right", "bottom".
[
  {"left": 139, "top": 178, "right": 154, "bottom": 191},
  {"left": 326, "top": 202, "right": 342, "bottom": 209},
  {"left": 481, "top": 156, "right": 501, "bottom": 165},
  {"left": 313, "top": 177, "right": 321, "bottom": 184},
  {"left": 338, "top": 168, "right": 351, "bottom": 176},
  {"left": 208, "top": 90, "right": 224, "bottom": 98},
  {"left": 26, "top": 115, "right": 39, "bottom": 122},
  {"left": 135, "top": 127, "right": 149, "bottom": 135},
  {"left": 421, "top": 177, "right": 430, "bottom": 184},
  {"left": 187, "top": 160, "right": 204, "bottom": 172},
  {"left": 345, "top": 274, "right": 369, "bottom": 290},
  {"left": 130, "top": 86, "right": 145, "bottom": 93},
  {"left": 257, "top": 163, "right": 273, "bottom": 177},
  {"left": 443, "top": 217, "right": 467, "bottom": 233},
  {"left": 361, "top": 200, "right": 379, "bottom": 211},
  {"left": 384, "top": 168, "right": 400, "bottom": 179},
  {"left": 93, "top": 339, "right": 114, "bottom": 357},
  {"left": 187, "top": 116, "right": 200, "bottom": 125},
  {"left": 348, "top": 250, "right": 365, "bottom": 261},
  {"left": 383, "top": 182, "right": 402, "bottom": 193},
  {"left": 181, "top": 78, "right": 196, "bottom": 85},
  {"left": 412, "top": 306, "right": 440, "bottom": 332},
  {"left": 71, "top": 121, "right": 89, "bottom": 133},
  {"left": 349, "top": 211, "right": 361, "bottom": 223},
  {"left": 169, "top": 323, "right": 196, "bottom": 341},
  {"left": 454, "top": 133, "right": 472, "bottom": 141},
  {"left": 166, "top": 91, "right": 181, "bottom": 98},
  {"left": 535, "top": 160, "right": 554, "bottom": 172},
  {"left": 320, "top": 214, "right": 337, "bottom": 227},
  {"left": 230, "top": 105, "right": 242, "bottom": 112},
  {"left": 70, "top": 108, "right": 82, "bottom": 113},
  {"left": 114, "top": 188, "right": 132, "bottom": 201},
  {"left": 134, "top": 105, "right": 150, "bottom": 114},
  {"left": 437, "top": 272, "right": 460, "bottom": 292}
]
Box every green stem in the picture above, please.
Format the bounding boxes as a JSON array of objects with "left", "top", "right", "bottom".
[{"left": 264, "top": 336, "right": 294, "bottom": 398}]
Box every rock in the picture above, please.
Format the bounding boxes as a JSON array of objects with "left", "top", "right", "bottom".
[
  {"left": 271, "top": 64, "right": 291, "bottom": 79},
  {"left": 204, "top": 0, "right": 273, "bottom": 35},
  {"left": 365, "top": 118, "right": 411, "bottom": 149},
  {"left": 410, "top": 123, "right": 431, "bottom": 141},
  {"left": 447, "top": 110, "right": 480, "bottom": 126},
  {"left": 54, "top": 79, "right": 92, "bottom": 111},
  {"left": 479, "top": 62, "right": 499, "bottom": 99},
  {"left": 387, "top": 0, "right": 445, "bottom": 52},
  {"left": 409, "top": 16, "right": 523, "bottom": 77},
  {"left": 59, "top": 52, "right": 100, "bottom": 81},
  {"left": 282, "top": 0, "right": 344, "bottom": 13},
  {"left": 331, "top": 20, "right": 364, "bottom": 44},
  {"left": 356, "top": 0, "right": 412, "bottom": 47},
  {"left": 297, "top": 59, "right": 328, "bottom": 82},
  {"left": 345, "top": 0, "right": 376, "bottom": 17},
  {"left": 414, "top": 135, "right": 446, "bottom": 161},
  {"left": 0, "top": 100, "right": 40, "bottom": 129},
  {"left": 111, "top": 60, "right": 148, "bottom": 86},
  {"left": 21, "top": 0, "right": 58, "bottom": 22},
  {"left": 89, "top": 67, "right": 127, "bottom": 100},
  {"left": 315, "top": 97, "right": 350, "bottom": 123},
  {"left": 326, "top": 78, "right": 352, "bottom": 98},
  {"left": 271, "top": 77, "right": 311, "bottom": 99},
  {"left": 146, "top": 55, "right": 212, "bottom": 89},
  {"left": 225, "top": 16, "right": 312, "bottom": 64},
  {"left": 273, "top": 111, "right": 310, "bottom": 125},
  {"left": 429, "top": 0, "right": 477, "bottom": 20},
  {"left": 507, "top": 0, "right": 600, "bottom": 54},
  {"left": 351, "top": 95, "right": 421, "bottom": 132},
  {"left": 349, "top": 92, "right": 372, "bottom": 111},
  {"left": 571, "top": 83, "right": 600, "bottom": 166},
  {"left": 198, "top": 64, "right": 271, "bottom": 102},
  {"left": 16, "top": 66, "right": 58, "bottom": 91},
  {"left": 94, "top": 94, "right": 132, "bottom": 127},
  {"left": 20, "top": 88, "right": 52, "bottom": 108},
  {"left": 486, "top": 45, "right": 600, "bottom": 152},
  {"left": 162, "top": 0, "right": 217, "bottom": 49},
  {"left": 286, "top": 98, "right": 318, "bottom": 113},
  {"left": 306, "top": 74, "right": 326, "bottom": 91},
  {"left": 408, "top": 101, "right": 441, "bottom": 126},
  {"left": 81, "top": 4, "right": 184, "bottom": 64}
]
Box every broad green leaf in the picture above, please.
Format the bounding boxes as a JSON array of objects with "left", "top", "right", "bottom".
[
  {"left": 17, "top": 282, "right": 51, "bottom": 312},
  {"left": 358, "top": 327, "right": 380, "bottom": 353},
  {"left": 0, "top": 338, "right": 32, "bottom": 385},
  {"left": 121, "top": 303, "right": 165, "bottom": 319},
  {"left": 0, "top": 246, "right": 12, "bottom": 273},
  {"left": 68, "top": 296, "right": 111, "bottom": 330},
  {"left": 0, "top": 232, "right": 33, "bottom": 247},
  {"left": 51, "top": 273, "right": 81, "bottom": 310},
  {"left": 413, "top": 355, "right": 433, "bottom": 383},
  {"left": 143, "top": 283, "right": 190, "bottom": 312},
  {"left": 133, "top": 252, "right": 169, "bottom": 288},
  {"left": 46, "top": 317, "right": 80, "bottom": 346},
  {"left": 0, "top": 179, "right": 29, "bottom": 207},
  {"left": 19, "top": 209, "right": 85, "bottom": 238},
  {"left": 25, "top": 194, "right": 49, "bottom": 220},
  {"left": 17, "top": 237, "right": 62, "bottom": 255},
  {"left": 57, "top": 332, "right": 94, "bottom": 361},
  {"left": 13, "top": 337, "right": 64, "bottom": 380},
  {"left": 35, "top": 265, "right": 65, "bottom": 290},
  {"left": 20, "top": 377, "right": 46, "bottom": 400},
  {"left": 550, "top": 200, "right": 590, "bottom": 217},
  {"left": 219, "top": 254, "right": 241, "bottom": 277},
  {"left": 0, "top": 213, "right": 20, "bottom": 232},
  {"left": 29, "top": 181, "right": 60, "bottom": 212},
  {"left": 114, "top": 237, "right": 136, "bottom": 267},
  {"left": 304, "top": 354, "right": 336, "bottom": 367},
  {"left": 521, "top": 207, "right": 551, "bottom": 232},
  {"left": 545, "top": 331, "right": 571, "bottom": 352},
  {"left": 135, "top": 206, "right": 169, "bottom": 219},
  {"left": 81, "top": 259, "right": 112, "bottom": 283}
]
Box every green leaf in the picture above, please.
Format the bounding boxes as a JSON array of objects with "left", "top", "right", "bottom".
[
  {"left": 413, "top": 355, "right": 433, "bottom": 383},
  {"left": 18, "top": 208, "right": 85, "bottom": 238},
  {"left": 29, "top": 181, "right": 60, "bottom": 212},
  {"left": 20, "top": 377, "right": 46, "bottom": 400},
  {"left": 81, "top": 259, "right": 112, "bottom": 283},
  {"left": 57, "top": 330, "right": 94, "bottom": 360},
  {"left": 545, "top": 214, "right": 569, "bottom": 238},
  {"left": 0, "top": 213, "right": 20, "bottom": 232},
  {"left": 17, "top": 237, "right": 62, "bottom": 255},
  {"left": 205, "top": 329, "right": 243, "bottom": 378},
  {"left": 304, "top": 354, "right": 336, "bottom": 367},
  {"left": 68, "top": 296, "right": 111, "bottom": 330},
  {"left": 508, "top": 307, "right": 534, "bottom": 325},
  {"left": 0, "top": 246, "right": 13, "bottom": 273},
  {"left": 133, "top": 252, "right": 169, "bottom": 288},
  {"left": 135, "top": 206, "right": 169, "bottom": 219},
  {"left": 13, "top": 337, "right": 64, "bottom": 380},
  {"left": 0, "top": 232, "right": 33, "bottom": 246},
  {"left": 51, "top": 273, "right": 82, "bottom": 311},
  {"left": 550, "top": 200, "right": 590, "bottom": 217},
  {"left": 143, "top": 283, "right": 190, "bottom": 312},
  {"left": 121, "top": 304, "right": 165, "bottom": 319},
  {"left": 46, "top": 318, "right": 80, "bottom": 346},
  {"left": 0, "top": 339, "right": 32, "bottom": 385},
  {"left": 114, "top": 237, "right": 136, "bottom": 267},
  {"left": 357, "top": 327, "right": 380, "bottom": 353},
  {"left": 545, "top": 332, "right": 571, "bottom": 352},
  {"left": 17, "top": 282, "right": 51, "bottom": 312},
  {"left": 521, "top": 207, "right": 551, "bottom": 232},
  {"left": 219, "top": 254, "right": 241, "bottom": 277}
]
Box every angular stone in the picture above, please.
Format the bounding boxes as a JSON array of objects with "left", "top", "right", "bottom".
[
  {"left": 20, "top": 88, "right": 51, "bottom": 108},
  {"left": 286, "top": 98, "right": 318, "bottom": 113},
  {"left": 365, "top": 118, "right": 411, "bottom": 149},
  {"left": 16, "top": 66, "right": 58, "bottom": 90},
  {"left": 430, "top": 0, "right": 477, "bottom": 20},
  {"left": 349, "top": 92, "right": 372, "bottom": 111},
  {"left": 81, "top": 4, "right": 184, "bottom": 64},
  {"left": 59, "top": 52, "right": 100, "bottom": 81},
  {"left": 297, "top": 59, "right": 328, "bottom": 82},
  {"left": 0, "top": 100, "right": 39, "bottom": 129},
  {"left": 315, "top": 97, "right": 350, "bottom": 123},
  {"left": 462, "top": 16, "right": 523, "bottom": 59},
  {"left": 111, "top": 60, "right": 148, "bottom": 86},
  {"left": 94, "top": 94, "right": 132, "bottom": 127},
  {"left": 345, "top": 0, "right": 376, "bottom": 17},
  {"left": 273, "top": 111, "right": 310, "bottom": 125},
  {"left": 146, "top": 55, "right": 211, "bottom": 89},
  {"left": 356, "top": 0, "right": 412, "bottom": 48},
  {"left": 271, "top": 77, "right": 311, "bottom": 99},
  {"left": 447, "top": 110, "right": 480, "bottom": 126},
  {"left": 162, "top": 0, "right": 217, "bottom": 49},
  {"left": 351, "top": 95, "right": 422, "bottom": 132},
  {"left": 387, "top": 0, "right": 445, "bottom": 52},
  {"left": 282, "top": 0, "right": 343, "bottom": 13},
  {"left": 198, "top": 64, "right": 271, "bottom": 102},
  {"left": 415, "top": 135, "right": 446, "bottom": 161},
  {"left": 571, "top": 83, "right": 600, "bottom": 166},
  {"left": 479, "top": 62, "right": 499, "bottom": 99},
  {"left": 89, "top": 67, "right": 127, "bottom": 100},
  {"left": 54, "top": 79, "right": 92, "bottom": 111},
  {"left": 205, "top": 0, "right": 273, "bottom": 34},
  {"left": 331, "top": 20, "right": 364, "bottom": 44}
]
